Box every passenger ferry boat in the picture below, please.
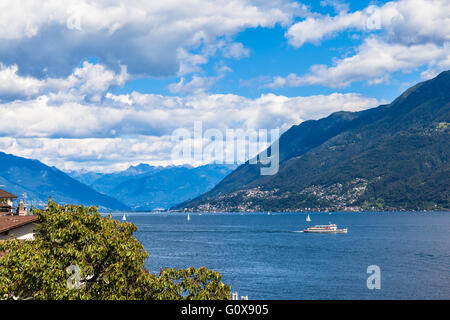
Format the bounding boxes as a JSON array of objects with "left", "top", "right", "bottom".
[{"left": 303, "top": 223, "right": 347, "bottom": 234}]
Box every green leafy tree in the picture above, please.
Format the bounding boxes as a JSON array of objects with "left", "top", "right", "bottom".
[{"left": 0, "top": 200, "right": 230, "bottom": 300}]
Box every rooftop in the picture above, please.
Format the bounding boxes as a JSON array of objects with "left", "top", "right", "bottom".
[
  {"left": 0, "top": 215, "right": 38, "bottom": 234},
  {"left": 0, "top": 189, "right": 17, "bottom": 199}
]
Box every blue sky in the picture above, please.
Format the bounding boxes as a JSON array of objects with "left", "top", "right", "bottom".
[
  {"left": 0, "top": 0, "right": 448, "bottom": 171},
  {"left": 111, "top": 0, "right": 421, "bottom": 102},
  {"left": 114, "top": 21, "right": 421, "bottom": 102}
]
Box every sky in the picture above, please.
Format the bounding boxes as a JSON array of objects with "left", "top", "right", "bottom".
[{"left": 0, "top": 0, "right": 449, "bottom": 172}]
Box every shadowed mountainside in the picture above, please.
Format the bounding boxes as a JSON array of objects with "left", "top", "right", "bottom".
[
  {"left": 0, "top": 152, "right": 129, "bottom": 211},
  {"left": 177, "top": 71, "right": 450, "bottom": 212}
]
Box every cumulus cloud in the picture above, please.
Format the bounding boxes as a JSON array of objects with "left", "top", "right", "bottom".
[
  {"left": 0, "top": 1, "right": 397, "bottom": 172},
  {"left": 420, "top": 53, "right": 450, "bottom": 80},
  {"left": 0, "top": 61, "right": 129, "bottom": 102},
  {"left": 0, "top": 91, "right": 380, "bottom": 171},
  {"left": 268, "top": 0, "right": 450, "bottom": 89},
  {"left": 222, "top": 42, "right": 250, "bottom": 59},
  {"left": 320, "top": 0, "right": 349, "bottom": 14},
  {"left": 0, "top": 77, "right": 380, "bottom": 139},
  {"left": 0, "top": 64, "right": 45, "bottom": 100},
  {"left": 286, "top": 10, "right": 367, "bottom": 47},
  {"left": 267, "top": 38, "right": 449, "bottom": 88},
  {"left": 0, "top": 61, "right": 380, "bottom": 170},
  {"left": 167, "top": 76, "right": 219, "bottom": 95},
  {"left": 167, "top": 62, "right": 232, "bottom": 94},
  {"left": 0, "top": 136, "right": 175, "bottom": 172},
  {"left": 286, "top": 0, "right": 450, "bottom": 48},
  {"left": 0, "top": 0, "right": 301, "bottom": 78}
]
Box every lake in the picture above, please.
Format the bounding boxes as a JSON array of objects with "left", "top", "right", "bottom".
[{"left": 111, "top": 212, "right": 450, "bottom": 299}]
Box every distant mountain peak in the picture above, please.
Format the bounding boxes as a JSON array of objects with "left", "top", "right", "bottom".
[
  {"left": 69, "top": 162, "right": 236, "bottom": 210},
  {"left": 124, "top": 163, "right": 156, "bottom": 174}
]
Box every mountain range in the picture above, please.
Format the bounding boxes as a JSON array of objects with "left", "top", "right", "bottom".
[
  {"left": 0, "top": 152, "right": 128, "bottom": 211},
  {"left": 68, "top": 164, "right": 236, "bottom": 210},
  {"left": 1, "top": 72, "right": 448, "bottom": 212},
  {"left": 0, "top": 150, "right": 235, "bottom": 211},
  {"left": 176, "top": 71, "right": 450, "bottom": 212}
]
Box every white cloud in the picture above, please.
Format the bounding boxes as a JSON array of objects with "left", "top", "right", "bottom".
[
  {"left": 268, "top": 38, "right": 449, "bottom": 88},
  {"left": 268, "top": 0, "right": 450, "bottom": 89},
  {"left": 167, "top": 76, "right": 219, "bottom": 95},
  {"left": 0, "top": 136, "right": 175, "bottom": 172},
  {"left": 0, "top": 64, "right": 45, "bottom": 100},
  {"left": 167, "top": 62, "right": 232, "bottom": 94},
  {"left": 286, "top": 0, "right": 450, "bottom": 48},
  {"left": 0, "top": 62, "right": 380, "bottom": 170},
  {"left": 65, "top": 62, "right": 129, "bottom": 102},
  {"left": 0, "top": 89, "right": 379, "bottom": 171},
  {"left": 0, "top": 86, "right": 380, "bottom": 139},
  {"left": 1, "top": 65, "right": 380, "bottom": 133},
  {"left": 0, "top": 1, "right": 406, "bottom": 172},
  {"left": 286, "top": 10, "right": 367, "bottom": 47},
  {"left": 0, "top": 61, "right": 129, "bottom": 102},
  {"left": 420, "top": 52, "right": 450, "bottom": 80},
  {"left": 0, "top": 0, "right": 301, "bottom": 78},
  {"left": 222, "top": 42, "right": 250, "bottom": 59},
  {"left": 176, "top": 48, "right": 210, "bottom": 76},
  {"left": 320, "top": 0, "right": 349, "bottom": 14}
]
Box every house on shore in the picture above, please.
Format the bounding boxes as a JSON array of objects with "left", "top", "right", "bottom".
[
  {"left": 0, "top": 189, "right": 37, "bottom": 240},
  {"left": 0, "top": 189, "right": 17, "bottom": 214},
  {"left": 0, "top": 215, "right": 39, "bottom": 240},
  {"left": 0, "top": 189, "right": 28, "bottom": 215}
]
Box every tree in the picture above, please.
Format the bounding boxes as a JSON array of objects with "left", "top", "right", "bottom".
[{"left": 0, "top": 200, "right": 230, "bottom": 300}]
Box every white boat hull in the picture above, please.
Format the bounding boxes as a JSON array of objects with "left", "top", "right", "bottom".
[{"left": 303, "top": 228, "right": 347, "bottom": 234}]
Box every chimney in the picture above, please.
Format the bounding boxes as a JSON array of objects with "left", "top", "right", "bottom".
[{"left": 17, "top": 199, "right": 27, "bottom": 216}]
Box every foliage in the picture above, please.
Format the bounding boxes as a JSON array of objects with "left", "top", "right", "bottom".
[
  {"left": 0, "top": 200, "right": 230, "bottom": 300},
  {"left": 153, "top": 267, "right": 232, "bottom": 300}
]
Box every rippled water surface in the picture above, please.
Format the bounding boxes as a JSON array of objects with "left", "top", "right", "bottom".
[{"left": 111, "top": 212, "right": 450, "bottom": 299}]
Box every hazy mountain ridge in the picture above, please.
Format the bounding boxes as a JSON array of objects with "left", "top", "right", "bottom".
[
  {"left": 0, "top": 152, "right": 129, "bottom": 211},
  {"left": 69, "top": 164, "right": 236, "bottom": 210}
]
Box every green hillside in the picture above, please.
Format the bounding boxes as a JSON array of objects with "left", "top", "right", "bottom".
[{"left": 177, "top": 71, "right": 450, "bottom": 212}]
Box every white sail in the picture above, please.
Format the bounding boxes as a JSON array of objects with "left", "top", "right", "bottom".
[
  {"left": 306, "top": 214, "right": 311, "bottom": 222},
  {"left": 122, "top": 213, "right": 126, "bottom": 221},
  {"left": 187, "top": 214, "right": 190, "bottom": 221}
]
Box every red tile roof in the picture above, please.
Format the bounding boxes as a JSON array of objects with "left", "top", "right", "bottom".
[
  {"left": 0, "top": 189, "right": 17, "bottom": 199},
  {"left": 0, "top": 215, "right": 38, "bottom": 234}
]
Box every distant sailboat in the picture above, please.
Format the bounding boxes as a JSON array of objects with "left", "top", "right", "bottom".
[
  {"left": 187, "top": 214, "right": 190, "bottom": 221},
  {"left": 306, "top": 214, "right": 311, "bottom": 222},
  {"left": 122, "top": 213, "right": 127, "bottom": 221}
]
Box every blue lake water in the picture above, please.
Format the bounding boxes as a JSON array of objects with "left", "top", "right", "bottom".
[{"left": 111, "top": 212, "right": 450, "bottom": 299}]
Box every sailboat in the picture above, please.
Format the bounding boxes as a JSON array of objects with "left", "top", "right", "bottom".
[
  {"left": 122, "top": 213, "right": 127, "bottom": 221},
  {"left": 187, "top": 214, "right": 190, "bottom": 221},
  {"left": 306, "top": 213, "right": 311, "bottom": 222}
]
